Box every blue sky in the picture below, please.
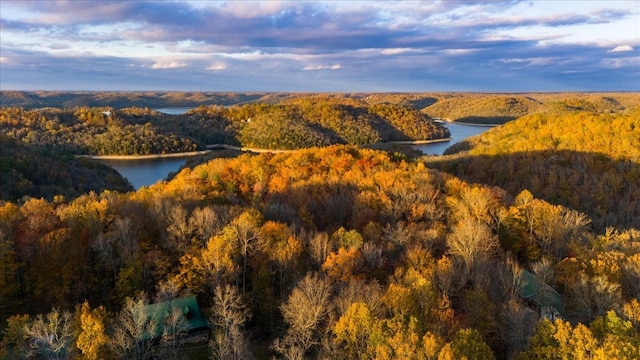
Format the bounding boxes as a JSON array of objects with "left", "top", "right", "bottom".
[{"left": 1, "top": 0, "right": 638, "bottom": 92}]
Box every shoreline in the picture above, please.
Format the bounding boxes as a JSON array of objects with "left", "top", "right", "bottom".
[
  {"left": 78, "top": 137, "right": 453, "bottom": 159},
  {"left": 435, "top": 118, "right": 500, "bottom": 127},
  {"left": 77, "top": 150, "right": 211, "bottom": 160}
]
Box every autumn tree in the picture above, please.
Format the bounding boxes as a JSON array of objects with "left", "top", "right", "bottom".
[
  {"left": 333, "top": 302, "right": 374, "bottom": 359},
  {"left": 446, "top": 328, "right": 496, "bottom": 360},
  {"left": 177, "top": 230, "right": 238, "bottom": 295},
  {"left": 76, "top": 301, "right": 109, "bottom": 360},
  {"left": 1, "top": 314, "right": 31, "bottom": 360}
]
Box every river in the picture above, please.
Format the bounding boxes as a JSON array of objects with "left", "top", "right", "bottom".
[{"left": 98, "top": 119, "right": 494, "bottom": 189}]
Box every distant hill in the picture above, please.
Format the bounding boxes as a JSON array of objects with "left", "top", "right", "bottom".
[
  {"left": 0, "top": 91, "right": 283, "bottom": 108},
  {"left": 3, "top": 91, "right": 637, "bottom": 125},
  {"left": 421, "top": 93, "right": 640, "bottom": 123}
]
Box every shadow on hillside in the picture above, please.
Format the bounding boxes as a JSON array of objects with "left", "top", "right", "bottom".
[
  {"left": 426, "top": 149, "right": 640, "bottom": 231},
  {"left": 264, "top": 182, "right": 360, "bottom": 232},
  {"left": 402, "top": 97, "right": 438, "bottom": 110},
  {"left": 457, "top": 116, "right": 517, "bottom": 124}
]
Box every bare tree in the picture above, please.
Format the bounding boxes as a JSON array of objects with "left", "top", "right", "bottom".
[
  {"left": 531, "top": 258, "right": 555, "bottom": 314},
  {"left": 230, "top": 210, "right": 262, "bottom": 295},
  {"left": 308, "top": 231, "right": 331, "bottom": 268},
  {"left": 446, "top": 218, "right": 498, "bottom": 279},
  {"left": 621, "top": 254, "right": 640, "bottom": 299},
  {"left": 161, "top": 308, "right": 189, "bottom": 360},
  {"left": 155, "top": 277, "right": 182, "bottom": 303},
  {"left": 110, "top": 294, "right": 157, "bottom": 360},
  {"left": 190, "top": 206, "right": 222, "bottom": 248},
  {"left": 165, "top": 204, "right": 192, "bottom": 254},
  {"left": 533, "top": 207, "right": 590, "bottom": 259},
  {"left": 569, "top": 274, "right": 622, "bottom": 323},
  {"left": 112, "top": 217, "right": 139, "bottom": 262},
  {"left": 25, "top": 309, "right": 74, "bottom": 360},
  {"left": 272, "top": 273, "right": 332, "bottom": 359},
  {"left": 334, "top": 278, "right": 383, "bottom": 317},
  {"left": 210, "top": 285, "right": 253, "bottom": 360}
]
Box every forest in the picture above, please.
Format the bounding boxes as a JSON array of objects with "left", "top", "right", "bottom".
[{"left": 0, "top": 92, "right": 639, "bottom": 360}]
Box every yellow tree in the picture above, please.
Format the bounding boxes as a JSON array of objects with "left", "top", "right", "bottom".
[
  {"left": 333, "top": 302, "right": 375, "bottom": 359},
  {"left": 76, "top": 301, "right": 109, "bottom": 360},
  {"left": 177, "top": 231, "right": 238, "bottom": 295},
  {"left": 448, "top": 328, "right": 496, "bottom": 360}
]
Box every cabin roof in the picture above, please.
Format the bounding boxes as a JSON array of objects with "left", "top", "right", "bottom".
[
  {"left": 142, "top": 296, "right": 209, "bottom": 339},
  {"left": 518, "top": 270, "right": 565, "bottom": 316}
]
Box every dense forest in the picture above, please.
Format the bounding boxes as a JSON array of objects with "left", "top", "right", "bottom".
[
  {"left": 428, "top": 109, "right": 640, "bottom": 231},
  {"left": 1, "top": 92, "right": 639, "bottom": 359}
]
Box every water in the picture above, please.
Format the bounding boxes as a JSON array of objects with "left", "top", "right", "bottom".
[
  {"left": 155, "top": 107, "right": 193, "bottom": 115},
  {"left": 96, "top": 157, "right": 190, "bottom": 189},
  {"left": 411, "top": 122, "right": 494, "bottom": 155}
]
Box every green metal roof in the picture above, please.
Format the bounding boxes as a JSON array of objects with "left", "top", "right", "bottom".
[
  {"left": 142, "top": 296, "right": 209, "bottom": 339},
  {"left": 518, "top": 270, "right": 565, "bottom": 316}
]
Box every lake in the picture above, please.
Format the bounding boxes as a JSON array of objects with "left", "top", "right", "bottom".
[
  {"left": 155, "top": 107, "right": 194, "bottom": 115},
  {"left": 96, "top": 157, "right": 191, "bottom": 189},
  {"left": 411, "top": 122, "right": 494, "bottom": 155},
  {"left": 99, "top": 122, "right": 494, "bottom": 189}
]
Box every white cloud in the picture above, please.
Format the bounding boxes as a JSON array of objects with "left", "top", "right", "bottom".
[
  {"left": 206, "top": 63, "right": 227, "bottom": 71},
  {"left": 609, "top": 45, "right": 634, "bottom": 52},
  {"left": 302, "top": 64, "right": 341, "bottom": 70},
  {"left": 150, "top": 61, "right": 186, "bottom": 69},
  {"left": 381, "top": 48, "right": 414, "bottom": 55}
]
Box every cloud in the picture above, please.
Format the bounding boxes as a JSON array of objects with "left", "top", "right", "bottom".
[
  {"left": 151, "top": 61, "right": 187, "bottom": 69},
  {"left": 381, "top": 48, "right": 415, "bottom": 55},
  {"left": 206, "top": 63, "right": 227, "bottom": 71},
  {"left": 1, "top": 0, "right": 638, "bottom": 91},
  {"left": 601, "top": 57, "right": 640, "bottom": 69},
  {"left": 609, "top": 45, "right": 634, "bottom": 52},
  {"left": 302, "top": 64, "right": 341, "bottom": 71}
]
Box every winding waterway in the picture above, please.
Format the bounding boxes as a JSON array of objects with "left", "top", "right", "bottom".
[
  {"left": 410, "top": 122, "right": 494, "bottom": 156},
  {"left": 99, "top": 116, "right": 494, "bottom": 189}
]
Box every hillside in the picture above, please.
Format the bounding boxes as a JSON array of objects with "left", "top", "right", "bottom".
[
  {"left": 2, "top": 145, "right": 639, "bottom": 359},
  {"left": 0, "top": 134, "right": 133, "bottom": 201},
  {"left": 426, "top": 109, "right": 640, "bottom": 230}
]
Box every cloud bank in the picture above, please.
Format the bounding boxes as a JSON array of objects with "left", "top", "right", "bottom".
[{"left": 1, "top": 0, "right": 638, "bottom": 91}]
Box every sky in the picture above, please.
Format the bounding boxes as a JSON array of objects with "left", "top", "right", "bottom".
[{"left": 1, "top": 0, "right": 639, "bottom": 92}]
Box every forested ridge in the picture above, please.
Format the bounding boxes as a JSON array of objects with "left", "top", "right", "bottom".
[
  {"left": 0, "top": 134, "right": 133, "bottom": 201},
  {"left": 1, "top": 93, "right": 640, "bottom": 359},
  {"left": 427, "top": 109, "right": 640, "bottom": 231}
]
